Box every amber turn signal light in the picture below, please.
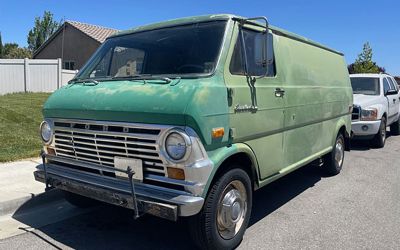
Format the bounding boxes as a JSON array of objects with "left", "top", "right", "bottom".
[
  {"left": 212, "top": 127, "right": 224, "bottom": 138},
  {"left": 167, "top": 167, "right": 185, "bottom": 180}
]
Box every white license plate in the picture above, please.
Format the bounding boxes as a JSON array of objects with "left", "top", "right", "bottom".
[{"left": 114, "top": 157, "right": 143, "bottom": 181}]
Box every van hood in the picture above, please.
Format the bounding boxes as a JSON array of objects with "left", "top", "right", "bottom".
[
  {"left": 353, "top": 94, "right": 380, "bottom": 108},
  {"left": 43, "top": 80, "right": 196, "bottom": 125}
]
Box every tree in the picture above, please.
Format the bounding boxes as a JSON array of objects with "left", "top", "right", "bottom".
[
  {"left": 2, "top": 43, "right": 32, "bottom": 59},
  {"left": 348, "top": 42, "right": 385, "bottom": 74},
  {"left": 3, "top": 43, "right": 19, "bottom": 56},
  {"left": 27, "top": 11, "right": 60, "bottom": 52},
  {"left": 0, "top": 32, "right": 3, "bottom": 58}
]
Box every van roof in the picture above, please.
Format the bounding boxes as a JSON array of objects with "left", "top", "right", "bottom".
[{"left": 109, "top": 14, "right": 343, "bottom": 56}]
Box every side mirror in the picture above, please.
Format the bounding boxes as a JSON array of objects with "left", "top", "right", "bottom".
[
  {"left": 385, "top": 89, "right": 398, "bottom": 96},
  {"left": 238, "top": 16, "right": 269, "bottom": 79}
]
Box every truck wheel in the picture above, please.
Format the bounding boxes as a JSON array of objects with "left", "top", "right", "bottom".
[
  {"left": 188, "top": 168, "right": 252, "bottom": 250},
  {"left": 390, "top": 118, "right": 400, "bottom": 135},
  {"left": 372, "top": 117, "right": 386, "bottom": 148},
  {"left": 323, "top": 133, "right": 345, "bottom": 176},
  {"left": 63, "top": 191, "right": 99, "bottom": 208}
]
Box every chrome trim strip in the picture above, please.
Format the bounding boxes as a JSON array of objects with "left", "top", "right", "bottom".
[{"left": 54, "top": 127, "right": 159, "bottom": 141}]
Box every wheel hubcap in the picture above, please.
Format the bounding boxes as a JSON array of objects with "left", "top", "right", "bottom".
[
  {"left": 217, "top": 180, "right": 247, "bottom": 240},
  {"left": 335, "top": 138, "right": 344, "bottom": 167}
]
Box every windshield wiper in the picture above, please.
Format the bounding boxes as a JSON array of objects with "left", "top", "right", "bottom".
[
  {"left": 112, "top": 75, "right": 172, "bottom": 84},
  {"left": 68, "top": 78, "right": 100, "bottom": 85}
]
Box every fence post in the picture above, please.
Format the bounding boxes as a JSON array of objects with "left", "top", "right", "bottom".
[
  {"left": 57, "top": 58, "right": 62, "bottom": 89},
  {"left": 24, "top": 58, "right": 30, "bottom": 93}
]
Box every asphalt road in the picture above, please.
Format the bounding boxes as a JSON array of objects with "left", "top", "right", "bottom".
[{"left": 0, "top": 134, "right": 399, "bottom": 250}]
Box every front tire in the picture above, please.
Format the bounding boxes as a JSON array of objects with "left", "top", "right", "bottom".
[
  {"left": 188, "top": 168, "right": 252, "bottom": 250},
  {"left": 372, "top": 117, "right": 386, "bottom": 148},
  {"left": 323, "top": 133, "right": 345, "bottom": 176}
]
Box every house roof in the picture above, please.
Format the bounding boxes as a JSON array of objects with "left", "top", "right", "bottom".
[
  {"left": 33, "top": 20, "right": 119, "bottom": 57},
  {"left": 66, "top": 21, "right": 118, "bottom": 43}
]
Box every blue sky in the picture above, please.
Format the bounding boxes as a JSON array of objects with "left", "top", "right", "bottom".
[{"left": 0, "top": 0, "right": 399, "bottom": 75}]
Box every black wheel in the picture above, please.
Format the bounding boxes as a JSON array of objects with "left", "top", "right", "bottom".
[
  {"left": 188, "top": 168, "right": 252, "bottom": 250},
  {"left": 63, "top": 191, "right": 99, "bottom": 208},
  {"left": 323, "top": 133, "right": 345, "bottom": 176},
  {"left": 372, "top": 117, "right": 386, "bottom": 148},
  {"left": 390, "top": 118, "right": 400, "bottom": 135}
]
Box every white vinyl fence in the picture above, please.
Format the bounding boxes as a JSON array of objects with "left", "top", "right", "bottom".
[{"left": 0, "top": 58, "right": 77, "bottom": 95}]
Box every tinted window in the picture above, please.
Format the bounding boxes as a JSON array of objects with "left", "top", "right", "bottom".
[
  {"left": 383, "top": 78, "right": 391, "bottom": 94},
  {"left": 230, "top": 30, "right": 275, "bottom": 77},
  {"left": 350, "top": 77, "right": 380, "bottom": 95}
]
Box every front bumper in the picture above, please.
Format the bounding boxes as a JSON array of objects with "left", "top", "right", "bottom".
[
  {"left": 34, "top": 161, "right": 204, "bottom": 221},
  {"left": 351, "top": 120, "right": 381, "bottom": 136}
]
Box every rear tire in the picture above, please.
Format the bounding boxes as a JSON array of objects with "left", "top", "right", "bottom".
[
  {"left": 188, "top": 168, "right": 252, "bottom": 250},
  {"left": 390, "top": 117, "right": 400, "bottom": 135},
  {"left": 323, "top": 133, "right": 345, "bottom": 176},
  {"left": 63, "top": 191, "right": 99, "bottom": 208},
  {"left": 372, "top": 117, "right": 386, "bottom": 148}
]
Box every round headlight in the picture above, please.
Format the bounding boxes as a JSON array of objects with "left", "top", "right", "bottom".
[
  {"left": 165, "top": 132, "right": 187, "bottom": 161},
  {"left": 40, "top": 121, "right": 52, "bottom": 143}
]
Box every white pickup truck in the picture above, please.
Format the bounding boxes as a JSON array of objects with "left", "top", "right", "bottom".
[{"left": 350, "top": 73, "right": 400, "bottom": 147}]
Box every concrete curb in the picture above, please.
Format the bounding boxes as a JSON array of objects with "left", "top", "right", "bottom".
[{"left": 0, "top": 189, "right": 64, "bottom": 217}]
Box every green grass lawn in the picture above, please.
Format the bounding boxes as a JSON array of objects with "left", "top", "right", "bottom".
[{"left": 0, "top": 92, "right": 51, "bottom": 162}]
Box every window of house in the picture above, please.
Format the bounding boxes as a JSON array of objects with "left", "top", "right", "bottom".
[
  {"left": 64, "top": 61, "right": 75, "bottom": 70},
  {"left": 230, "top": 29, "right": 275, "bottom": 77}
]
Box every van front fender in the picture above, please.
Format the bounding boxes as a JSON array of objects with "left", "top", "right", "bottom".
[{"left": 202, "top": 143, "right": 260, "bottom": 197}]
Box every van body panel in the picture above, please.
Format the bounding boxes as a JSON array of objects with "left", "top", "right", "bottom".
[
  {"left": 220, "top": 20, "right": 352, "bottom": 182},
  {"left": 275, "top": 33, "right": 352, "bottom": 167}
]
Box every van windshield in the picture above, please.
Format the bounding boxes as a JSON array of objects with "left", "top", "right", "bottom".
[
  {"left": 350, "top": 77, "right": 380, "bottom": 95},
  {"left": 76, "top": 21, "right": 226, "bottom": 80}
]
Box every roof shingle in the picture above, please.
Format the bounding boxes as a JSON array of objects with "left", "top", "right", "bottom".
[{"left": 66, "top": 20, "right": 119, "bottom": 43}]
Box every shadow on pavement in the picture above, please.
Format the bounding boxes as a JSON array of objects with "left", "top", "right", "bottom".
[
  {"left": 350, "top": 129, "right": 393, "bottom": 151},
  {"left": 12, "top": 164, "right": 326, "bottom": 249}
]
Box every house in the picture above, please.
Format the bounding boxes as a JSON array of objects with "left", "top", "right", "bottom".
[{"left": 33, "top": 21, "right": 119, "bottom": 70}]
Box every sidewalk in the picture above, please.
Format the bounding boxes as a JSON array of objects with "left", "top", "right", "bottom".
[{"left": 0, "top": 158, "right": 46, "bottom": 216}]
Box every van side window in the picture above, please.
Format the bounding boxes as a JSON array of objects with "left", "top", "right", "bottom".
[
  {"left": 230, "top": 30, "right": 275, "bottom": 77},
  {"left": 383, "top": 78, "right": 391, "bottom": 94}
]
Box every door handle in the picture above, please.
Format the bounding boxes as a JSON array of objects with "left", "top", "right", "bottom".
[
  {"left": 393, "top": 99, "right": 396, "bottom": 104},
  {"left": 275, "top": 88, "right": 285, "bottom": 97}
]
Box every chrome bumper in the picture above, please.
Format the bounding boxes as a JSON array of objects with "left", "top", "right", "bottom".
[
  {"left": 34, "top": 158, "right": 204, "bottom": 221},
  {"left": 351, "top": 120, "right": 381, "bottom": 136}
]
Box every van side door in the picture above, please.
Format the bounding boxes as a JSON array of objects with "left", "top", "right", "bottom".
[{"left": 224, "top": 24, "right": 285, "bottom": 179}]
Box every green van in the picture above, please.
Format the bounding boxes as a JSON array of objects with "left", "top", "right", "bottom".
[{"left": 35, "top": 14, "right": 352, "bottom": 249}]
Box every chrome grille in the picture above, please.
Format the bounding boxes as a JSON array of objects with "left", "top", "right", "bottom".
[
  {"left": 352, "top": 106, "right": 360, "bottom": 120},
  {"left": 52, "top": 120, "right": 166, "bottom": 177}
]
